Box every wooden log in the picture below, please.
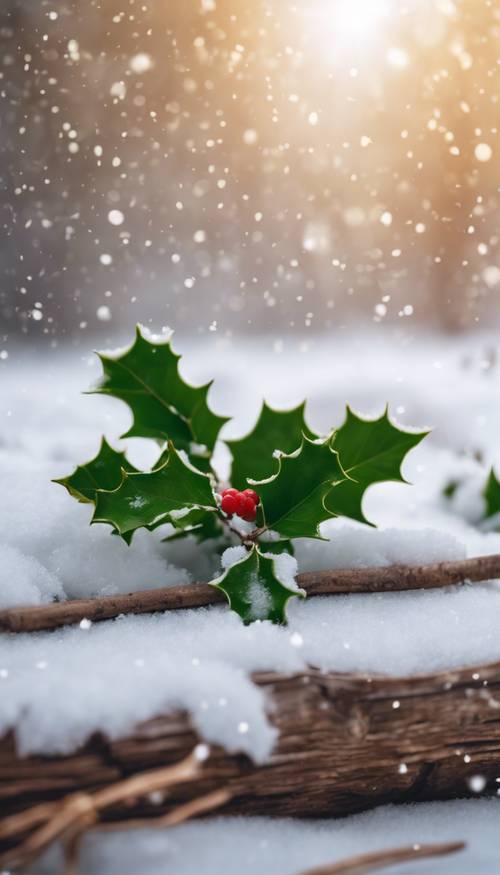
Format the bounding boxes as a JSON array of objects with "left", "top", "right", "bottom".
[
  {"left": 1, "top": 658, "right": 500, "bottom": 859},
  {"left": 1, "top": 553, "right": 499, "bottom": 633}
]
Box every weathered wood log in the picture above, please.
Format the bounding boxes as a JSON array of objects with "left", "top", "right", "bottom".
[
  {"left": 1, "top": 659, "right": 500, "bottom": 860},
  {"left": 1, "top": 553, "right": 499, "bottom": 633}
]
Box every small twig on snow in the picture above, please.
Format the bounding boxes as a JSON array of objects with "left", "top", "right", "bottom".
[
  {"left": 1, "top": 553, "right": 499, "bottom": 634},
  {"left": 297, "top": 840, "right": 466, "bottom": 875}
]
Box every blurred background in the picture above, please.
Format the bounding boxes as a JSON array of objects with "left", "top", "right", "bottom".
[{"left": 0, "top": 0, "right": 498, "bottom": 346}]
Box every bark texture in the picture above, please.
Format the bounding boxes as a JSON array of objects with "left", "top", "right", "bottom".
[{"left": 1, "top": 659, "right": 500, "bottom": 859}]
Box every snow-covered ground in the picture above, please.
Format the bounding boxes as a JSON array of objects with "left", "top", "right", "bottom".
[
  {"left": 30, "top": 799, "right": 500, "bottom": 875},
  {"left": 2, "top": 327, "right": 500, "bottom": 869}
]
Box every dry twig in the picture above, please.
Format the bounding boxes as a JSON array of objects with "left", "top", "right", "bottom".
[
  {"left": 0, "top": 748, "right": 210, "bottom": 872},
  {"left": 1, "top": 553, "right": 499, "bottom": 633},
  {"left": 298, "top": 840, "right": 466, "bottom": 875}
]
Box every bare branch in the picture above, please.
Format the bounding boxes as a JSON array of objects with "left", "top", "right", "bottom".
[
  {"left": 0, "top": 750, "right": 204, "bottom": 871},
  {"left": 1, "top": 553, "right": 499, "bottom": 634},
  {"left": 298, "top": 840, "right": 466, "bottom": 875}
]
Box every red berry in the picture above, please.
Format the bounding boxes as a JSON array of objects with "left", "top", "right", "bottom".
[
  {"left": 243, "top": 488, "right": 260, "bottom": 506},
  {"left": 242, "top": 498, "right": 257, "bottom": 522},
  {"left": 234, "top": 492, "right": 248, "bottom": 517},
  {"left": 222, "top": 487, "right": 238, "bottom": 497},
  {"left": 221, "top": 494, "right": 237, "bottom": 515}
]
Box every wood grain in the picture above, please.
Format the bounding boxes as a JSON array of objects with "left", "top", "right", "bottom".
[{"left": 1, "top": 658, "right": 500, "bottom": 859}]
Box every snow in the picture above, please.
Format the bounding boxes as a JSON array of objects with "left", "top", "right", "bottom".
[
  {"left": 0, "top": 612, "right": 277, "bottom": 760},
  {"left": 30, "top": 799, "right": 500, "bottom": 875},
  {"left": 0, "top": 545, "right": 63, "bottom": 608},
  {"left": 2, "top": 328, "right": 500, "bottom": 762},
  {"left": 0, "top": 452, "right": 191, "bottom": 602},
  {"left": 3, "top": 573, "right": 500, "bottom": 758},
  {"left": 221, "top": 545, "right": 248, "bottom": 569},
  {"left": 294, "top": 525, "right": 465, "bottom": 571},
  {"left": 266, "top": 551, "right": 301, "bottom": 591}
]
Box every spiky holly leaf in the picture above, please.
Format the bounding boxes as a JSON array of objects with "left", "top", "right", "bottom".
[
  {"left": 484, "top": 468, "right": 500, "bottom": 519},
  {"left": 226, "top": 402, "right": 316, "bottom": 489},
  {"left": 90, "top": 326, "right": 229, "bottom": 467},
  {"left": 212, "top": 546, "right": 304, "bottom": 624},
  {"left": 163, "top": 506, "right": 224, "bottom": 543},
  {"left": 256, "top": 433, "right": 347, "bottom": 540},
  {"left": 92, "top": 443, "right": 217, "bottom": 539},
  {"left": 258, "top": 539, "right": 295, "bottom": 556},
  {"left": 325, "top": 407, "right": 428, "bottom": 525},
  {"left": 54, "top": 438, "right": 138, "bottom": 504}
]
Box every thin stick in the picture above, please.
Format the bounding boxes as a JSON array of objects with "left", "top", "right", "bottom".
[
  {"left": 4, "top": 554, "right": 500, "bottom": 633},
  {"left": 298, "top": 840, "right": 466, "bottom": 875},
  {"left": 94, "top": 787, "right": 232, "bottom": 833},
  {"left": 1, "top": 554, "right": 499, "bottom": 634},
  {"left": 0, "top": 750, "right": 203, "bottom": 871},
  {"left": 59, "top": 788, "right": 232, "bottom": 875},
  {"left": 0, "top": 799, "right": 61, "bottom": 842}
]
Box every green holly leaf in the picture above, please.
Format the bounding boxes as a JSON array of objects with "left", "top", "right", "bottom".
[
  {"left": 90, "top": 326, "right": 229, "bottom": 466},
  {"left": 325, "top": 407, "right": 429, "bottom": 525},
  {"left": 92, "top": 443, "right": 218, "bottom": 539},
  {"left": 163, "top": 506, "right": 224, "bottom": 542},
  {"left": 258, "top": 539, "right": 295, "bottom": 556},
  {"left": 54, "top": 438, "right": 138, "bottom": 504},
  {"left": 212, "top": 546, "right": 304, "bottom": 624},
  {"left": 226, "top": 402, "right": 316, "bottom": 489},
  {"left": 256, "top": 433, "right": 347, "bottom": 540},
  {"left": 484, "top": 468, "right": 500, "bottom": 519}
]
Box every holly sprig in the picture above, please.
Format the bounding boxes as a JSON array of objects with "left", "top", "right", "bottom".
[{"left": 56, "top": 326, "right": 428, "bottom": 624}]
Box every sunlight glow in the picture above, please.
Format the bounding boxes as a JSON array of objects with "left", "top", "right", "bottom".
[
  {"left": 334, "top": 0, "right": 390, "bottom": 42},
  {"left": 300, "top": 0, "right": 393, "bottom": 61}
]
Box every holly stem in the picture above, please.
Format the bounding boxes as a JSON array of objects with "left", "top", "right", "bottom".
[{"left": 216, "top": 509, "right": 266, "bottom": 548}]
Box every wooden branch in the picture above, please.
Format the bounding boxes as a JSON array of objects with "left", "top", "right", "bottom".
[
  {"left": 298, "top": 841, "right": 466, "bottom": 875},
  {"left": 1, "top": 658, "right": 499, "bottom": 864},
  {"left": 0, "top": 750, "right": 206, "bottom": 870},
  {"left": 1, "top": 553, "right": 499, "bottom": 633},
  {"left": 94, "top": 787, "right": 233, "bottom": 833}
]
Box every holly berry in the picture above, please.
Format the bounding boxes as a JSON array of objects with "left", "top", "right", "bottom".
[
  {"left": 221, "top": 487, "right": 260, "bottom": 522},
  {"left": 220, "top": 493, "right": 238, "bottom": 515},
  {"left": 242, "top": 498, "right": 257, "bottom": 522},
  {"left": 242, "top": 488, "right": 260, "bottom": 506}
]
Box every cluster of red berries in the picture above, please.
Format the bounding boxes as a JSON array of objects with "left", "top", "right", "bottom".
[{"left": 220, "top": 487, "right": 260, "bottom": 522}]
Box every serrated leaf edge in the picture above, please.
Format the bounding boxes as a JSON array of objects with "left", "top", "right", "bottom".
[
  {"left": 225, "top": 400, "right": 313, "bottom": 448},
  {"left": 252, "top": 432, "right": 352, "bottom": 539},
  {"left": 90, "top": 442, "right": 217, "bottom": 535},
  {"left": 85, "top": 325, "right": 229, "bottom": 451},
  {"left": 210, "top": 545, "right": 305, "bottom": 622},
  {"left": 52, "top": 436, "right": 129, "bottom": 504},
  {"left": 339, "top": 404, "right": 430, "bottom": 487}
]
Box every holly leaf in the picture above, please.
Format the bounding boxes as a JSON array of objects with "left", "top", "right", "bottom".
[
  {"left": 256, "top": 433, "right": 347, "bottom": 540},
  {"left": 325, "top": 407, "right": 429, "bottom": 526},
  {"left": 92, "top": 443, "right": 218, "bottom": 539},
  {"left": 258, "top": 539, "right": 295, "bottom": 556},
  {"left": 212, "top": 546, "right": 304, "bottom": 624},
  {"left": 54, "top": 438, "right": 138, "bottom": 504},
  {"left": 90, "top": 326, "right": 229, "bottom": 466},
  {"left": 484, "top": 468, "right": 500, "bottom": 519},
  {"left": 163, "top": 507, "right": 224, "bottom": 542},
  {"left": 227, "top": 402, "right": 316, "bottom": 489}
]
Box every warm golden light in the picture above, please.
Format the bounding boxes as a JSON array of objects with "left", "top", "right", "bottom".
[
  {"left": 302, "top": 0, "right": 391, "bottom": 54},
  {"left": 334, "top": 0, "right": 390, "bottom": 41}
]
